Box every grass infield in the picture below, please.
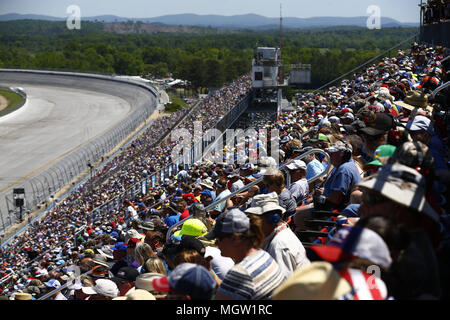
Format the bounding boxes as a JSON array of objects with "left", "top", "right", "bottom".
[{"left": 0, "top": 88, "right": 25, "bottom": 112}]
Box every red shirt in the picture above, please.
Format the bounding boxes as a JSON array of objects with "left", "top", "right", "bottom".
[{"left": 179, "top": 209, "right": 190, "bottom": 221}]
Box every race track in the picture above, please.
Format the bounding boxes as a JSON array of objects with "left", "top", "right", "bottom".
[
  {"left": 0, "top": 84, "right": 131, "bottom": 194},
  {"left": 0, "top": 71, "right": 158, "bottom": 230}
]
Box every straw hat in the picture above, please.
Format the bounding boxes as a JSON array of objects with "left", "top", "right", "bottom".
[{"left": 272, "top": 261, "right": 352, "bottom": 300}]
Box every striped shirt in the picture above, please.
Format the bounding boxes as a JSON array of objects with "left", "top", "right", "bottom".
[{"left": 217, "top": 249, "right": 286, "bottom": 300}]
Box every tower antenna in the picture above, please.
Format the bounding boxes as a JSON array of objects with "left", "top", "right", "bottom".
[
  {"left": 279, "top": 3, "right": 283, "bottom": 84},
  {"left": 279, "top": 3, "right": 283, "bottom": 56}
]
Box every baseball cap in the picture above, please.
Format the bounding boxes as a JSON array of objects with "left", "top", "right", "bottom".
[
  {"left": 325, "top": 141, "right": 352, "bottom": 153},
  {"left": 81, "top": 279, "right": 119, "bottom": 298},
  {"left": 307, "top": 226, "right": 392, "bottom": 268},
  {"left": 110, "top": 242, "right": 127, "bottom": 252},
  {"left": 200, "top": 190, "right": 213, "bottom": 198},
  {"left": 390, "top": 141, "right": 433, "bottom": 169},
  {"left": 177, "top": 235, "right": 206, "bottom": 256},
  {"left": 183, "top": 193, "right": 198, "bottom": 202},
  {"left": 204, "top": 208, "right": 250, "bottom": 240},
  {"left": 341, "top": 113, "right": 355, "bottom": 121},
  {"left": 272, "top": 261, "right": 353, "bottom": 300},
  {"left": 365, "top": 145, "right": 397, "bottom": 167},
  {"left": 173, "top": 218, "right": 208, "bottom": 238},
  {"left": 286, "top": 159, "right": 307, "bottom": 171},
  {"left": 404, "top": 115, "right": 433, "bottom": 133},
  {"left": 111, "top": 266, "right": 139, "bottom": 284},
  {"left": 189, "top": 203, "right": 206, "bottom": 217},
  {"left": 43, "top": 279, "right": 61, "bottom": 289},
  {"left": 359, "top": 113, "right": 395, "bottom": 136},
  {"left": 127, "top": 229, "right": 144, "bottom": 241},
  {"left": 152, "top": 263, "right": 216, "bottom": 300},
  {"left": 241, "top": 163, "right": 255, "bottom": 171}
]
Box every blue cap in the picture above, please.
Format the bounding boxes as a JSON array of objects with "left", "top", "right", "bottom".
[
  {"left": 110, "top": 242, "right": 127, "bottom": 252},
  {"left": 110, "top": 231, "right": 119, "bottom": 238},
  {"left": 200, "top": 190, "right": 213, "bottom": 198},
  {"left": 56, "top": 259, "right": 65, "bottom": 266},
  {"left": 168, "top": 263, "right": 216, "bottom": 300}
]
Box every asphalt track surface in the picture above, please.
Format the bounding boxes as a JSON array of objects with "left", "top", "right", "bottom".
[{"left": 0, "top": 71, "right": 157, "bottom": 227}]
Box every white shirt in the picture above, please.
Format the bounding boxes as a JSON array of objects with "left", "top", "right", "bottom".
[
  {"left": 204, "top": 246, "right": 235, "bottom": 280},
  {"left": 127, "top": 205, "right": 138, "bottom": 219},
  {"left": 263, "top": 223, "right": 310, "bottom": 279}
]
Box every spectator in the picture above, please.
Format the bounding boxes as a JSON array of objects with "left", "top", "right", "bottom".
[
  {"left": 134, "top": 242, "right": 155, "bottom": 272},
  {"left": 205, "top": 209, "right": 286, "bottom": 300},
  {"left": 245, "top": 193, "right": 310, "bottom": 278},
  {"left": 263, "top": 168, "right": 297, "bottom": 220},
  {"left": 357, "top": 163, "right": 442, "bottom": 299},
  {"left": 358, "top": 113, "right": 395, "bottom": 164},
  {"left": 110, "top": 266, "right": 139, "bottom": 296},
  {"left": 285, "top": 160, "right": 309, "bottom": 206},
  {"left": 210, "top": 177, "right": 233, "bottom": 217},
  {"left": 317, "top": 140, "right": 360, "bottom": 209}
]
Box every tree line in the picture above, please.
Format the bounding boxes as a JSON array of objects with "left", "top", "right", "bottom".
[{"left": 0, "top": 20, "right": 418, "bottom": 90}]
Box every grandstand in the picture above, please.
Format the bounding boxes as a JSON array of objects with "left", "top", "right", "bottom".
[{"left": 0, "top": 4, "right": 449, "bottom": 302}]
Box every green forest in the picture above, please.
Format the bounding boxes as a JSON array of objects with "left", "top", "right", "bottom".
[{"left": 0, "top": 20, "right": 418, "bottom": 90}]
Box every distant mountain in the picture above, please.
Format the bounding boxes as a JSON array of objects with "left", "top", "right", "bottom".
[
  {"left": 0, "top": 13, "right": 65, "bottom": 21},
  {"left": 0, "top": 13, "right": 419, "bottom": 29}
]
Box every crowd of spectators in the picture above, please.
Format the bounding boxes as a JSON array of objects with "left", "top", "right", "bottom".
[
  {"left": 0, "top": 42, "right": 448, "bottom": 301},
  {"left": 423, "top": 0, "right": 450, "bottom": 24}
]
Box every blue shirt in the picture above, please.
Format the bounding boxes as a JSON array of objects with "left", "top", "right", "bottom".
[
  {"left": 323, "top": 159, "right": 361, "bottom": 204},
  {"left": 341, "top": 204, "right": 361, "bottom": 217},
  {"left": 306, "top": 159, "right": 325, "bottom": 180},
  {"left": 164, "top": 213, "right": 181, "bottom": 228}
]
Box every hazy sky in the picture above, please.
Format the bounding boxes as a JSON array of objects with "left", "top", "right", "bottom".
[{"left": 0, "top": 0, "right": 423, "bottom": 22}]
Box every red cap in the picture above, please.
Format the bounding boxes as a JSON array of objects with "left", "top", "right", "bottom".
[{"left": 152, "top": 276, "right": 171, "bottom": 292}]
